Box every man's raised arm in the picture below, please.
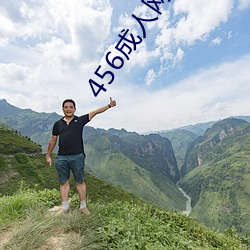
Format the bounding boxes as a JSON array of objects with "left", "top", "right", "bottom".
[{"left": 89, "top": 97, "right": 116, "bottom": 120}]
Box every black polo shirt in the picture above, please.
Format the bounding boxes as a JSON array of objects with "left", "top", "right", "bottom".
[{"left": 52, "top": 114, "right": 90, "bottom": 155}]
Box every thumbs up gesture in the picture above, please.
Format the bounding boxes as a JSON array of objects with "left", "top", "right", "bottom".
[{"left": 109, "top": 97, "right": 116, "bottom": 108}]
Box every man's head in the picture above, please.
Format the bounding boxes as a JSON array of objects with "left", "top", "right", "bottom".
[
  {"left": 62, "top": 99, "right": 76, "bottom": 109},
  {"left": 62, "top": 99, "right": 76, "bottom": 117}
]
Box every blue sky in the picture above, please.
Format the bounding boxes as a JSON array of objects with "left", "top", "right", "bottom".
[{"left": 0, "top": 0, "right": 250, "bottom": 132}]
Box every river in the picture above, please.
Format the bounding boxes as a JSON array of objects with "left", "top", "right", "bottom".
[{"left": 176, "top": 182, "right": 192, "bottom": 216}]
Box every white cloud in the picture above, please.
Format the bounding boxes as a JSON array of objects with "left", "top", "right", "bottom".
[
  {"left": 172, "top": 48, "right": 184, "bottom": 65},
  {"left": 0, "top": 0, "right": 114, "bottom": 112},
  {"left": 139, "top": 0, "right": 234, "bottom": 85},
  {"left": 111, "top": 5, "right": 163, "bottom": 71},
  {"left": 65, "top": 0, "right": 113, "bottom": 62},
  {"left": 172, "top": 0, "right": 233, "bottom": 45},
  {"left": 211, "top": 37, "right": 222, "bottom": 46},
  {"left": 105, "top": 0, "right": 237, "bottom": 86},
  {"left": 145, "top": 69, "right": 157, "bottom": 86},
  {"left": 238, "top": 0, "right": 250, "bottom": 10},
  {"left": 0, "top": 0, "right": 250, "bottom": 133},
  {"left": 0, "top": 0, "right": 113, "bottom": 62},
  {"left": 227, "top": 31, "right": 233, "bottom": 39},
  {"left": 155, "top": 1, "right": 232, "bottom": 52},
  {"left": 96, "top": 54, "right": 250, "bottom": 132}
]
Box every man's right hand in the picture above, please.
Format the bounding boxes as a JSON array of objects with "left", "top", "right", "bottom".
[{"left": 46, "top": 155, "right": 52, "bottom": 166}]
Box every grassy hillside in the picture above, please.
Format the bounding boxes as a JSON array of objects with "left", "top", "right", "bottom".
[
  {"left": 0, "top": 127, "right": 41, "bottom": 154},
  {"left": 0, "top": 177, "right": 248, "bottom": 249},
  {"left": 1, "top": 123, "right": 186, "bottom": 211},
  {"left": 0, "top": 133, "right": 248, "bottom": 248},
  {"left": 85, "top": 127, "right": 180, "bottom": 183},
  {"left": 182, "top": 118, "right": 249, "bottom": 175},
  {"left": 1, "top": 100, "right": 249, "bottom": 245},
  {"left": 0, "top": 153, "right": 142, "bottom": 204},
  {"left": 0, "top": 99, "right": 61, "bottom": 151},
  {"left": 0, "top": 150, "right": 186, "bottom": 212}
]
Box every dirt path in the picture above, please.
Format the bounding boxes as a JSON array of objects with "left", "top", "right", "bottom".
[{"left": 0, "top": 227, "right": 17, "bottom": 249}]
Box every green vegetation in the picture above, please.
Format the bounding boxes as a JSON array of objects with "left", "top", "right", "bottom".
[
  {"left": 0, "top": 99, "right": 61, "bottom": 151},
  {"left": 180, "top": 120, "right": 250, "bottom": 234},
  {"left": 85, "top": 144, "right": 185, "bottom": 211},
  {"left": 0, "top": 154, "right": 7, "bottom": 170},
  {"left": 1, "top": 101, "right": 250, "bottom": 248},
  {"left": 84, "top": 127, "right": 185, "bottom": 211},
  {"left": 0, "top": 153, "right": 57, "bottom": 196},
  {"left": 1, "top": 109, "right": 186, "bottom": 212},
  {"left": 182, "top": 118, "right": 249, "bottom": 175},
  {"left": 0, "top": 187, "right": 248, "bottom": 249},
  {"left": 181, "top": 157, "right": 250, "bottom": 234},
  {"left": 0, "top": 127, "right": 41, "bottom": 154},
  {"left": 159, "top": 129, "right": 198, "bottom": 169}
]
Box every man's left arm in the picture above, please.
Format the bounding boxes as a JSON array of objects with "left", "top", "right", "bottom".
[{"left": 89, "top": 97, "right": 116, "bottom": 120}]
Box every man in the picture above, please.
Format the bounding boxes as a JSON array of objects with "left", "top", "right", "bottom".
[{"left": 46, "top": 97, "right": 116, "bottom": 215}]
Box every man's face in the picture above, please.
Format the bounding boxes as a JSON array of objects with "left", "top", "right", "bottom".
[{"left": 63, "top": 102, "right": 76, "bottom": 117}]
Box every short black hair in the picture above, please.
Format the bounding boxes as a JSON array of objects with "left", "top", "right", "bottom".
[{"left": 62, "top": 99, "right": 76, "bottom": 108}]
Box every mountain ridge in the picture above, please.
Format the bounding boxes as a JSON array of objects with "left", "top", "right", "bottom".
[
  {"left": 0, "top": 125, "right": 248, "bottom": 249},
  {"left": 0, "top": 99, "right": 186, "bottom": 211},
  {"left": 1, "top": 98, "right": 250, "bottom": 234},
  {"left": 83, "top": 126, "right": 184, "bottom": 210},
  {"left": 179, "top": 118, "right": 250, "bottom": 233},
  {"left": 1, "top": 98, "right": 250, "bottom": 137}
]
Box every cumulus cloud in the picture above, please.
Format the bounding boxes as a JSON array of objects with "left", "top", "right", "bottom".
[
  {"left": 0, "top": 0, "right": 113, "bottom": 112},
  {"left": 0, "top": 0, "right": 250, "bottom": 133},
  {"left": 227, "top": 31, "right": 233, "bottom": 39},
  {"left": 211, "top": 37, "right": 222, "bottom": 46},
  {"left": 126, "top": 0, "right": 235, "bottom": 85},
  {"left": 238, "top": 0, "right": 250, "bottom": 10},
  {"left": 112, "top": 54, "right": 250, "bottom": 132},
  {"left": 145, "top": 69, "right": 157, "bottom": 86},
  {"left": 172, "top": 0, "right": 233, "bottom": 45},
  {"left": 97, "top": 0, "right": 238, "bottom": 86},
  {"left": 79, "top": 53, "right": 250, "bottom": 133}
]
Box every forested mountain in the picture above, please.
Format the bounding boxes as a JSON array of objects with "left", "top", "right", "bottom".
[
  {"left": 101, "top": 127, "right": 179, "bottom": 182},
  {"left": 179, "top": 118, "right": 250, "bottom": 233},
  {"left": 0, "top": 99, "right": 186, "bottom": 211},
  {"left": 181, "top": 118, "right": 249, "bottom": 175},
  {"left": 0, "top": 128, "right": 247, "bottom": 249},
  {"left": 0, "top": 99, "right": 250, "bottom": 235},
  {"left": 83, "top": 126, "right": 184, "bottom": 210},
  {"left": 0, "top": 99, "right": 60, "bottom": 151},
  {"left": 158, "top": 129, "right": 198, "bottom": 169}
]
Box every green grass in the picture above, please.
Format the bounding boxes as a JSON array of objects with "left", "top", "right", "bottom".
[
  {"left": 0, "top": 127, "right": 41, "bottom": 154},
  {"left": 0, "top": 154, "right": 7, "bottom": 170},
  {"left": 1, "top": 150, "right": 249, "bottom": 243},
  {"left": 3, "top": 210, "right": 104, "bottom": 250},
  {"left": 0, "top": 187, "right": 248, "bottom": 249}
]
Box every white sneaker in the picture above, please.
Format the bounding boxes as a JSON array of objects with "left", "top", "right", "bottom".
[{"left": 48, "top": 206, "right": 69, "bottom": 215}]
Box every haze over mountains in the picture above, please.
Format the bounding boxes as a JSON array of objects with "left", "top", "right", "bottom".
[{"left": 0, "top": 98, "right": 249, "bottom": 234}]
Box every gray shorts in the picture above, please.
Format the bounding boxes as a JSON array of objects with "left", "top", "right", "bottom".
[{"left": 55, "top": 153, "right": 85, "bottom": 184}]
